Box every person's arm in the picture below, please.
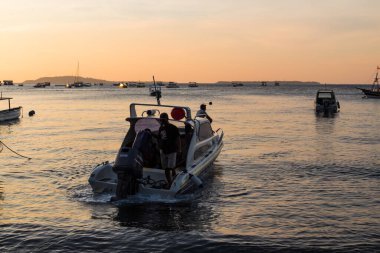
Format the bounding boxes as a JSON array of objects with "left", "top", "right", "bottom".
[{"left": 206, "top": 114, "right": 213, "bottom": 123}]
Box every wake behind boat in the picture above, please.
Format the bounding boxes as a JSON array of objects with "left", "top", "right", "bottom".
[
  {"left": 0, "top": 93, "right": 22, "bottom": 122},
  {"left": 357, "top": 66, "right": 380, "bottom": 98},
  {"left": 89, "top": 88, "right": 223, "bottom": 201}
]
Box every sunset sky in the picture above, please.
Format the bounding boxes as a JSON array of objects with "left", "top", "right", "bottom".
[{"left": 0, "top": 0, "right": 379, "bottom": 84}]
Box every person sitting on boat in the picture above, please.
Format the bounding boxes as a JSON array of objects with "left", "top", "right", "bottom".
[
  {"left": 196, "top": 103, "right": 213, "bottom": 123},
  {"left": 158, "top": 113, "right": 181, "bottom": 188}
]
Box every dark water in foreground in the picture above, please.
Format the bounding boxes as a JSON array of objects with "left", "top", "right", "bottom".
[{"left": 1, "top": 84, "right": 379, "bottom": 252}]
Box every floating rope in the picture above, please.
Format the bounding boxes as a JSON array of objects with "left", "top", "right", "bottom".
[{"left": 0, "top": 140, "right": 31, "bottom": 159}]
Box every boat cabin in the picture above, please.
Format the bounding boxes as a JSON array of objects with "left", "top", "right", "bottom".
[{"left": 3, "top": 80, "right": 13, "bottom": 86}]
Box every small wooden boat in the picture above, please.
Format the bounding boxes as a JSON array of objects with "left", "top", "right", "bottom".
[{"left": 0, "top": 93, "right": 22, "bottom": 122}]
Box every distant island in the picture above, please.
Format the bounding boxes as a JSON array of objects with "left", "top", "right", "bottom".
[
  {"left": 217, "top": 81, "right": 321, "bottom": 85},
  {"left": 22, "top": 76, "right": 321, "bottom": 86},
  {"left": 22, "top": 76, "right": 116, "bottom": 85}
]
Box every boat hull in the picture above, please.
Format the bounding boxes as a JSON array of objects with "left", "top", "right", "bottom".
[
  {"left": 358, "top": 88, "right": 380, "bottom": 99},
  {"left": 0, "top": 107, "right": 21, "bottom": 122},
  {"left": 315, "top": 104, "right": 339, "bottom": 114},
  {"left": 88, "top": 140, "right": 224, "bottom": 198}
]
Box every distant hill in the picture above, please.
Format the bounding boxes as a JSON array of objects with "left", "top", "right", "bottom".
[
  {"left": 217, "top": 81, "right": 321, "bottom": 85},
  {"left": 22, "top": 76, "right": 116, "bottom": 85}
]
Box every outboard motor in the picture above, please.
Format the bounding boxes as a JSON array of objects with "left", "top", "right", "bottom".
[
  {"left": 323, "top": 100, "right": 331, "bottom": 115},
  {"left": 113, "top": 129, "right": 154, "bottom": 199}
]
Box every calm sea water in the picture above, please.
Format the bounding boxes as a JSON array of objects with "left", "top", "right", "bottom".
[{"left": 1, "top": 84, "right": 379, "bottom": 252}]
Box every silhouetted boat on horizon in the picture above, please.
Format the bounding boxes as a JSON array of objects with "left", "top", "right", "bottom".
[{"left": 357, "top": 66, "right": 380, "bottom": 99}]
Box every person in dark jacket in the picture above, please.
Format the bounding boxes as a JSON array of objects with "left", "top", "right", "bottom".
[
  {"left": 158, "top": 113, "right": 181, "bottom": 188},
  {"left": 196, "top": 103, "right": 213, "bottom": 123}
]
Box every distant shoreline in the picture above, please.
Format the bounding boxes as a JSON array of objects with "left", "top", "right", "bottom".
[{"left": 16, "top": 76, "right": 372, "bottom": 86}]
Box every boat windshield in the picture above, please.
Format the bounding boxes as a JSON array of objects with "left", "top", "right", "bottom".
[
  {"left": 318, "top": 93, "right": 332, "bottom": 99},
  {"left": 135, "top": 118, "right": 161, "bottom": 132}
]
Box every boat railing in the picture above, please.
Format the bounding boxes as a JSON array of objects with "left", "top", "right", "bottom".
[
  {"left": 186, "top": 130, "right": 222, "bottom": 167},
  {"left": 215, "top": 128, "right": 224, "bottom": 145},
  {"left": 130, "top": 103, "right": 192, "bottom": 120}
]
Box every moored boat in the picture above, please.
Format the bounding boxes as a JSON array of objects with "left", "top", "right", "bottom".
[
  {"left": 34, "top": 82, "right": 50, "bottom": 88},
  {"left": 232, "top": 82, "right": 244, "bottom": 87},
  {"left": 188, "top": 82, "right": 198, "bottom": 87},
  {"left": 167, "top": 82, "right": 179, "bottom": 88},
  {"left": 3, "top": 80, "right": 14, "bottom": 86},
  {"left": 136, "top": 82, "right": 146, "bottom": 88},
  {"left": 0, "top": 93, "right": 22, "bottom": 122},
  {"left": 88, "top": 102, "right": 224, "bottom": 201},
  {"left": 118, "top": 82, "right": 128, "bottom": 88},
  {"left": 315, "top": 89, "right": 340, "bottom": 114},
  {"left": 66, "top": 62, "right": 91, "bottom": 88},
  {"left": 357, "top": 66, "right": 380, "bottom": 99}
]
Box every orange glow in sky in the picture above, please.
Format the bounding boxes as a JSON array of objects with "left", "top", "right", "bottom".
[{"left": 0, "top": 0, "right": 379, "bottom": 84}]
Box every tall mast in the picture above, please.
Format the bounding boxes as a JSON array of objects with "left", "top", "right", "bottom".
[
  {"left": 74, "top": 61, "right": 79, "bottom": 84},
  {"left": 152, "top": 75, "right": 161, "bottom": 105},
  {"left": 372, "top": 66, "right": 379, "bottom": 91}
]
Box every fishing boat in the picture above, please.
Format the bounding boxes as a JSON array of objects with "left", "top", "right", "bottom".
[
  {"left": 188, "top": 82, "right": 198, "bottom": 87},
  {"left": 136, "top": 82, "right": 146, "bottom": 88},
  {"left": 0, "top": 93, "right": 22, "bottom": 122},
  {"left": 34, "top": 82, "right": 50, "bottom": 88},
  {"left": 167, "top": 82, "right": 179, "bottom": 88},
  {"left": 3, "top": 80, "right": 14, "bottom": 86},
  {"left": 232, "top": 82, "right": 244, "bottom": 87},
  {"left": 88, "top": 92, "right": 224, "bottom": 201},
  {"left": 315, "top": 89, "right": 340, "bottom": 114},
  {"left": 118, "top": 82, "right": 128, "bottom": 88},
  {"left": 66, "top": 62, "right": 90, "bottom": 88},
  {"left": 357, "top": 66, "right": 380, "bottom": 98}
]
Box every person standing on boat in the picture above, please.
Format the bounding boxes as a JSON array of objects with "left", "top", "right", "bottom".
[
  {"left": 196, "top": 103, "right": 213, "bottom": 123},
  {"left": 158, "top": 113, "right": 181, "bottom": 188}
]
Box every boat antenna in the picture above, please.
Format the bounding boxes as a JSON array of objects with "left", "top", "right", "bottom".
[{"left": 153, "top": 75, "right": 161, "bottom": 105}]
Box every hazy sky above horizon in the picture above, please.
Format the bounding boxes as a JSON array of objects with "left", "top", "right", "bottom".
[{"left": 0, "top": 0, "right": 379, "bottom": 84}]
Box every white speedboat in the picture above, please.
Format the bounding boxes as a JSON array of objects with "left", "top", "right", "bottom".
[
  {"left": 88, "top": 102, "right": 224, "bottom": 200},
  {"left": 0, "top": 94, "right": 22, "bottom": 122},
  {"left": 315, "top": 89, "right": 340, "bottom": 114}
]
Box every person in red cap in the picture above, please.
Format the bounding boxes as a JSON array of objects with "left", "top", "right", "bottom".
[{"left": 158, "top": 113, "right": 181, "bottom": 188}]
